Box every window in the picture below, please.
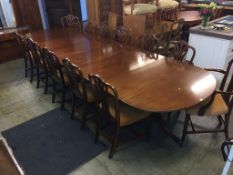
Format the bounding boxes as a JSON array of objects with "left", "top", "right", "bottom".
[{"left": 0, "top": 0, "right": 16, "bottom": 28}]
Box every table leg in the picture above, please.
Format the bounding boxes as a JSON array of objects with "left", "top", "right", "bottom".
[{"left": 154, "top": 113, "right": 182, "bottom": 146}]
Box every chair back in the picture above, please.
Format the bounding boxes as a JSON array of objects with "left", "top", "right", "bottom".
[
  {"left": 27, "top": 38, "right": 46, "bottom": 68},
  {"left": 170, "top": 40, "right": 196, "bottom": 63},
  {"left": 113, "top": 28, "right": 131, "bottom": 44},
  {"left": 212, "top": 7, "right": 224, "bottom": 20},
  {"left": 26, "top": 38, "right": 40, "bottom": 66},
  {"left": 160, "top": 7, "right": 178, "bottom": 21},
  {"left": 89, "top": 74, "right": 120, "bottom": 125},
  {"left": 138, "top": 33, "right": 158, "bottom": 52},
  {"left": 42, "top": 48, "right": 66, "bottom": 86},
  {"left": 151, "top": 23, "right": 170, "bottom": 55},
  {"left": 16, "top": 32, "right": 30, "bottom": 60},
  {"left": 168, "top": 19, "right": 184, "bottom": 41},
  {"left": 62, "top": 58, "right": 88, "bottom": 100},
  {"left": 61, "top": 14, "right": 82, "bottom": 30}
]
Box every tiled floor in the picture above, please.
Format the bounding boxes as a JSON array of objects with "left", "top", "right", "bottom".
[{"left": 0, "top": 59, "right": 232, "bottom": 175}]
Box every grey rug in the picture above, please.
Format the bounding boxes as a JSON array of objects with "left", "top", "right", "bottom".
[{"left": 2, "top": 109, "right": 106, "bottom": 175}]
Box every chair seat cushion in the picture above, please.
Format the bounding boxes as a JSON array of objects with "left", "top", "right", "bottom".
[
  {"left": 187, "top": 94, "right": 229, "bottom": 116},
  {"left": 107, "top": 96, "right": 150, "bottom": 126},
  {"left": 124, "top": 4, "right": 158, "bottom": 15},
  {"left": 154, "top": 0, "right": 179, "bottom": 9}
]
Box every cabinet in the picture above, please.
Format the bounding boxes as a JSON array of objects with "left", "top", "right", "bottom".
[{"left": 188, "top": 16, "right": 233, "bottom": 76}]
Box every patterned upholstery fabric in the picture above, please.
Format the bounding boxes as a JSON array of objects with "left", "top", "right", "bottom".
[
  {"left": 154, "top": 0, "right": 179, "bottom": 9},
  {"left": 124, "top": 4, "right": 158, "bottom": 15}
]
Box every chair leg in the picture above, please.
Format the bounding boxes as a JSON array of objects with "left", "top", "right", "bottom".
[
  {"left": 44, "top": 73, "right": 49, "bottom": 94},
  {"left": 81, "top": 105, "right": 88, "bottom": 130},
  {"left": 36, "top": 67, "right": 40, "bottom": 88},
  {"left": 224, "top": 114, "right": 230, "bottom": 140},
  {"left": 52, "top": 80, "right": 56, "bottom": 103},
  {"left": 71, "top": 94, "right": 75, "bottom": 120},
  {"left": 95, "top": 113, "right": 100, "bottom": 144},
  {"left": 30, "top": 66, "right": 34, "bottom": 83},
  {"left": 182, "top": 113, "right": 190, "bottom": 144},
  {"left": 24, "top": 58, "right": 28, "bottom": 77},
  {"left": 109, "top": 126, "right": 120, "bottom": 159},
  {"left": 60, "top": 88, "right": 66, "bottom": 110}
]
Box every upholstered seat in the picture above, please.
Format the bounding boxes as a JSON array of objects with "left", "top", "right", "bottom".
[
  {"left": 187, "top": 94, "right": 229, "bottom": 116},
  {"left": 124, "top": 4, "right": 158, "bottom": 15},
  {"left": 154, "top": 0, "right": 179, "bottom": 9},
  {"left": 107, "top": 96, "right": 150, "bottom": 126}
]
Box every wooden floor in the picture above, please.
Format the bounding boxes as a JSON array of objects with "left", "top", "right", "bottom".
[{"left": 0, "top": 59, "right": 233, "bottom": 175}]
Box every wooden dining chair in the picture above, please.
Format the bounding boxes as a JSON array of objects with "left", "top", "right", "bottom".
[
  {"left": 61, "top": 14, "right": 82, "bottom": 30},
  {"left": 26, "top": 38, "right": 45, "bottom": 86},
  {"left": 168, "top": 19, "right": 184, "bottom": 41},
  {"left": 28, "top": 39, "right": 51, "bottom": 92},
  {"left": 112, "top": 28, "right": 131, "bottom": 45},
  {"left": 42, "top": 48, "right": 69, "bottom": 110},
  {"left": 89, "top": 74, "right": 151, "bottom": 158},
  {"left": 62, "top": 58, "right": 95, "bottom": 129},
  {"left": 15, "top": 32, "right": 29, "bottom": 78},
  {"left": 169, "top": 40, "right": 196, "bottom": 64},
  {"left": 182, "top": 59, "right": 233, "bottom": 144},
  {"left": 151, "top": 23, "right": 170, "bottom": 56},
  {"left": 137, "top": 33, "right": 158, "bottom": 52}
]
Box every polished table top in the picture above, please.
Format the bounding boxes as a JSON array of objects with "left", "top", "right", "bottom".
[
  {"left": 29, "top": 29, "right": 216, "bottom": 112},
  {"left": 177, "top": 10, "right": 202, "bottom": 26}
]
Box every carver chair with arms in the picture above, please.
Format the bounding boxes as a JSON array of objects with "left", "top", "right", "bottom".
[
  {"left": 169, "top": 40, "right": 196, "bottom": 64},
  {"left": 182, "top": 59, "right": 233, "bottom": 143}
]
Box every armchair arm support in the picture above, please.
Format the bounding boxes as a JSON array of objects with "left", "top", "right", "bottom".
[{"left": 204, "top": 68, "right": 226, "bottom": 74}]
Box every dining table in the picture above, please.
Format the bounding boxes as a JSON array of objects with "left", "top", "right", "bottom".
[{"left": 28, "top": 28, "right": 217, "bottom": 144}]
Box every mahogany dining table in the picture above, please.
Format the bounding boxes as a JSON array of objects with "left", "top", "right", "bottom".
[{"left": 28, "top": 28, "right": 216, "bottom": 113}]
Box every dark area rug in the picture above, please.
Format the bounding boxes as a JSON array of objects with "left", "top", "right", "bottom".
[{"left": 1, "top": 109, "right": 106, "bottom": 175}]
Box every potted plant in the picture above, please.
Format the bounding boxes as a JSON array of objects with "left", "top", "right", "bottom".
[{"left": 198, "top": 2, "right": 217, "bottom": 28}]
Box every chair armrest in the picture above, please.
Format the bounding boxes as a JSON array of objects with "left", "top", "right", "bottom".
[
  {"left": 205, "top": 68, "right": 226, "bottom": 75},
  {"left": 215, "top": 90, "right": 233, "bottom": 96}
]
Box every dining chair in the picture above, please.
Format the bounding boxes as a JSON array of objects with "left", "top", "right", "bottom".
[
  {"left": 182, "top": 59, "right": 233, "bottom": 143},
  {"left": 123, "top": 0, "right": 158, "bottom": 27},
  {"left": 26, "top": 38, "right": 45, "bottom": 86},
  {"left": 112, "top": 28, "right": 132, "bottom": 45},
  {"left": 211, "top": 6, "right": 224, "bottom": 20},
  {"left": 42, "top": 48, "right": 69, "bottom": 110},
  {"left": 159, "top": 7, "right": 178, "bottom": 21},
  {"left": 15, "top": 32, "right": 29, "bottom": 78},
  {"left": 62, "top": 58, "right": 95, "bottom": 129},
  {"left": 61, "top": 14, "right": 82, "bottom": 30},
  {"left": 151, "top": 22, "right": 170, "bottom": 56},
  {"left": 28, "top": 39, "right": 50, "bottom": 91},
  {"left": 89, "top": 74, "right": 151, "bottom": 158},
  {"left": 137, "top": 33, "right": 158, "bottom": 52},
  {"left": 169, "top": 40, "right": 196, "bottom": 64},
  {"left": 168, "top": 19, "right": 184, "bottom": 41}
]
